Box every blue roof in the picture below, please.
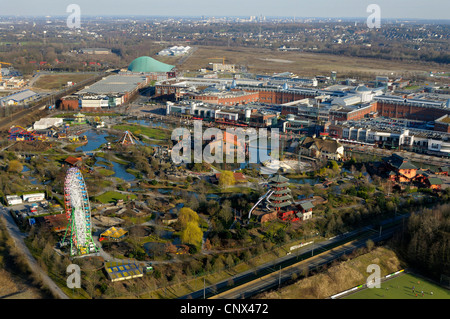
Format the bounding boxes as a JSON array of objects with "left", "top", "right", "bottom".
[{"left": 0, "top": 89, "right": 39, "bottom": 103}]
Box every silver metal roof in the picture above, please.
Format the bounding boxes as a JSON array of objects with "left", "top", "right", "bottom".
[{"left": 77, "top": 75, "right": 147, "bottom": 95}]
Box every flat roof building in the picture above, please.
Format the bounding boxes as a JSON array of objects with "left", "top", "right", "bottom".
[
  {"left": 77, "top": 75, "right": 148, "bottom": 96},
  {"left": 6, "top": 195, "right": 22, "bottom": 206},
  {"left": 22, "top": 193, "right": 45, "bottom": 202},
  {"left": 0, "top": 89, "right": 40, "bottom": 106},
  {"left": 104, "top": 261, "right": 143, "bottom": 282}
]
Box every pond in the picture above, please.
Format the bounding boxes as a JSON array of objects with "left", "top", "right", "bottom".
[
  {"left": 143, "top": 235, "right": 182, "bottom": 256},
  {"left": 169, "top": 203, "right": 184, "bottom": 214},
  {"left": 289, "top": 177, "right": 320, "bottom": 185},
  {"left": 95, "top": 156, "right": 136, "bottom": 182},
  {"left": 213, "top": 142, "right": 274, "bottom": 172},
  {"left": 75, "top": 129, "right": 110, "bottom": 152},
  {"left": 29, "top": 177, "right": 39, "bottom": 185},
  {"left": 297, "top": 194, "right": 314, "bottom": 200}
]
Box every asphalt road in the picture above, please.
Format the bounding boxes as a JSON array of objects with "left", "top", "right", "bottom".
[{"left": 0, "top": 205, "right": 70, "bottom": 299}]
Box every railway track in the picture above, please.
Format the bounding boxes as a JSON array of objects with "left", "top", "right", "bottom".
[{"left": 0, "top": 72, "right": 107, "bottom": 131}]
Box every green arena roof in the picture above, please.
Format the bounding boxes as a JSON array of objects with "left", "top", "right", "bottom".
[{"left": 128, "top": 56, "right": 175, "bottom": 73}]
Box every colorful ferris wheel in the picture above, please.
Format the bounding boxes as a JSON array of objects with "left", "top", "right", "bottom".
[{"left": 61, "top": 167, "right": 97, "bottom": 256}]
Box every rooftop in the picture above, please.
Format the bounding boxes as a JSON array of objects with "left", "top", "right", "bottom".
[
  {"left": 128, "top": 56, "right": 175, "bottom": 73},
  {"left": 436, "top": 114, "right": 450, "bottom": 124},
  {"left": 77, "top": 75, "right": 147, "bottom": 95},
  {"left": 427, "top": 177, "right": 443, "bottom": 185},
  {"left": 269, "top": 174, "right": 290, "bottom": 183},
  {"left": 104, "top": 261, "right": 143, "bottom": 282},
  {"left": 101, "top": 226, "right": 128, "bottom": 239},
  {"left": 0, "top": 89, "right": 39, "bottom": 102}
]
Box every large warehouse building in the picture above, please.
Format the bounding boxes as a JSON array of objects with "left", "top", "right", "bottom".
[
  {"left": 59, "top": 56, "right": 176, "bottom": 111},
  {"left": 60, "top": 74, "right": 149, "bottom": 111}
]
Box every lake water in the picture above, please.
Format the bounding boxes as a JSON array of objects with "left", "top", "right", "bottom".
[
  {"left": 169, "top": 203, "right": 184, "bottom": 214},
  {"left": 76, "top": 130, "right": 110, "bottom": 152},
  {"left": 289, "top": 177, "right": 320, "bottom": 185},
  {"left": 95, "top": 156, "right": 135, "bottom": 181}
]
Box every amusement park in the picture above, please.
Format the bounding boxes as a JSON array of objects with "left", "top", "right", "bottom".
[
  {"left": 1, "top": 104, "right": 449, "bottom": 300},
  {"left": 0, "top": 51, "right": 448, "bottom": 301}
]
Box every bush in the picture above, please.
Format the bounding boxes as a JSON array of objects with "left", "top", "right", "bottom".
[{"left": 357, "top": 190, "right": 369, "bottom": 200}]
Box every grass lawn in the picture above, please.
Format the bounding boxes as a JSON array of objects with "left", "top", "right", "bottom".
[
  {"left": 33, "top": 73, "right": 95, "bottom": 90},
  {"left": 344, "top": 272, "right": 450, "bottom": 299},
  {"left": 93, "top": 191, "right": 137, "bottom": 204},
  {"left": 125, "top": 168, "right": 141, "bottom": 177},
  {"left": 404, "top": 85, "right": 421, "bottom": 90},
  {"left": 95, "top": 167, "right": 115, "bottom": 177},
  {"left": 96, "top": 160, "right": 113, "bottom": 168}
]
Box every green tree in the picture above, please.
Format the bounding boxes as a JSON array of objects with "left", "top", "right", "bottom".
[
  {"left": 327, "top": 160, "right": 340, "bottom": 172},
  {"left": 218, "top": 200, "right": 233, "bottom": 224},
  {"left": 178, "top": 207, "right": 199, "bottom": 228},
  {"left": 7, "top": 160, "right": 23, "bottom": 173},
  {"left": 180, "top": 221, "right": 203, "bottom": 247},
  {"left": 218, "top": 171, "right": 235, "bottom": 188}
]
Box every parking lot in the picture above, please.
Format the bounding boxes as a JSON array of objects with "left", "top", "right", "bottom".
[{"left": 8, "top": 200, "right": 63, "bottom": 221}]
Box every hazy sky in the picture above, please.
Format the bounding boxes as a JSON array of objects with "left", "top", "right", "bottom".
[{"left": 1, "top": 0, "right": 449, "bottom": 20}]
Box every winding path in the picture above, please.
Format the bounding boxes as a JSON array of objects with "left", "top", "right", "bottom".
[{"left": 0, "top": 205, "right": 69, "bottom": 299}]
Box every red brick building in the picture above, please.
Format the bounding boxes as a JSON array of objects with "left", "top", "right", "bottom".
[
  {"left": 59, "top": 96, "right": 79, "bottom": 110},
  {"left": 374, "top": 97, "right": 450, "bottom": 122},
  {"left": 240, "top": 87, "right": 317, "bottom": 105}
]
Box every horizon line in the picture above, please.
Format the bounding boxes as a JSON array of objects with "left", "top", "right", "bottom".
[{"left": 0, "top": 14, "right": 449, "bottom": 22}]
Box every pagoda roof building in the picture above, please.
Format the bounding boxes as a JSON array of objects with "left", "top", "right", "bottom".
[{"left": 267, "top": 174, "right": 294, "bottom": 211}]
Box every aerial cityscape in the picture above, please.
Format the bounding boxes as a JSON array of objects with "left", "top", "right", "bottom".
[{"left": 0, "top": 0, "right": 449, "bottom": 308}]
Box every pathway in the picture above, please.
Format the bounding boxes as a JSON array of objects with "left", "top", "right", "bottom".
[{"left": 0, "top": 205, "right": 69, "bottom": 299}]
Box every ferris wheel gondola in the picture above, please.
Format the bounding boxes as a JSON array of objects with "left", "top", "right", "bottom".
[{"left": 61, "top": 167, "right": 97, "bottom": 256}]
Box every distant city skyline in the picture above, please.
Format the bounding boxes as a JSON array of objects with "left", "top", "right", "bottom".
[{"left": 1, "top": 0, "right": 449, "bottom": 20}]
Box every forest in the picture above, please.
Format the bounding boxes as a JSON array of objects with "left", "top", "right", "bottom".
[{"left": 392, "top": 203, "right": 450, "bottom": 281}]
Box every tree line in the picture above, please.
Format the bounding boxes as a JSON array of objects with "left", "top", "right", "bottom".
[{"left": 392, "top": 203, "right": 450, "bottom": 281}]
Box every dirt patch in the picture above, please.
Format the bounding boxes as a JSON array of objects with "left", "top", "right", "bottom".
[
  {"left": 0, "top": 269, "right": 20, "bottom": 296},
  {"left": 92, "top": 215, "right": 125, "bottom": 227},
  {"left": 0, "top": 258, "right": 47, "bottom": 299},
  {"left": 7, "top": 141, "right": 53, "bottom": 152},
  {"left": 101, "top": 241, "right": 132, "bottom": 256},
  {"left": 178, "top": 45, "right": 448, "bottom": 78},
  {"left": 129, "top": 225, "right": 153, "bottom": 238},
  {"left": 32, "top": 73, "right": 95, "bottom": 90}
]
